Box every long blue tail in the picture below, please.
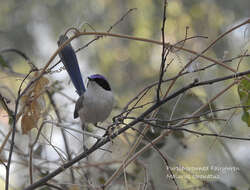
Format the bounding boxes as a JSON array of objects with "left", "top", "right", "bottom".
[{"left": 57, "top": 35, "right": 86, "bottom": 96}]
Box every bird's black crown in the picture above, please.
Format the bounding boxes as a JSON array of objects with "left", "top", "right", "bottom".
[{"left": 88, "top": 74, "right": 111, "bottom": 91}]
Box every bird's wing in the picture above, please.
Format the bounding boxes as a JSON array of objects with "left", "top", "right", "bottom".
[{"left": 74, "top": 95, "right": 84, "bottom": 119}]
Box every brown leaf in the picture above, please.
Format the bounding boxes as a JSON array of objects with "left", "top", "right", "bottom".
[
  {"left": 21, "top": 114, "right": 36, "bottom": 134},
  {"left": 20, "top": 72, "right": 49, "bottom": 134},
  {"left": 34, "top": 72, "right": 49, "bottom": 96}
]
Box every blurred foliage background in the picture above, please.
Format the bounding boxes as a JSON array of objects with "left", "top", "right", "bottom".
[{"left": 0, "top": 0, "right": 250, "bottom": 189}]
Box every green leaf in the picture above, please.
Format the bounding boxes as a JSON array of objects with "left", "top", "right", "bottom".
[
  {"left": 242, "top": 110, "right": 250, "bottom": 126},
  {"left": 0, "top": 95, "right": 13, "bottom": 124},
  {"left": 238, "top": 75, "right": 250, "bottom": 127},
  {"left": 0, "top": 55, "right": 10, "bottom": 68}
]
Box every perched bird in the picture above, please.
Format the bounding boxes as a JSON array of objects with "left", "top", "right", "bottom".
[{"left": 57, "top": 35, "right": 114, "bottom": 129}]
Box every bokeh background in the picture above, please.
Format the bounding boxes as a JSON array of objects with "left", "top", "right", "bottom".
[{"left": 0, "top": 0, "right": 250, "bottom": 189}]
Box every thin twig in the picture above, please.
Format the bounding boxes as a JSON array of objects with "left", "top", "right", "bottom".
[
  {"left": 0, "top": 48, "right": 37, "bottom": 70},
  {"left": 129, "top": 125, "right": 179, "bottom": 189},
  {"left": 47, "top": 8, "right": 137, "bottom": 72},
  {"left": 209, "top": 128, "right": 250, "bottom": 185},
  {"left": 21, "top": 18, "right": 250, "bottom": 190},
  {"left": 107, "top": 8, "right": 137, "bottom": 32},
  {"left": 22, "top": 74, "right": 246, "bottom": 190},
  {"left": 157, "top": 0, "right": 168, "bottom": 102},
  {"left": 46, "top": 90, "right": 75, "bottom": 183},
  {"left": 29, "top": 122, "right": 47, "bottom": 184},
  {"left": 5, "top": 69, "right": 34, "bottom": 190}
]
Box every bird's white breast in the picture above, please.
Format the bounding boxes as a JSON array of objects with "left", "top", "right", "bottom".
[{"left": 78, "top": 82, "right": 114, "bottom": 124}]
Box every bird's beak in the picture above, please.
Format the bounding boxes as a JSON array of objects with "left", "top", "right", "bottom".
[{"left": 88, "top": 76, "right": 94, "bottom": 81}]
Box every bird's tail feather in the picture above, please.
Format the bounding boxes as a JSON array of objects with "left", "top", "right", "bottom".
[{"left": 57, "top": 35, "right": 86, "bottom": 95}]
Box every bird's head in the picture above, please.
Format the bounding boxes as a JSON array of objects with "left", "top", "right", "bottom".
[{"left": 87, "top": 74, "right": 111, "bottom": 91}]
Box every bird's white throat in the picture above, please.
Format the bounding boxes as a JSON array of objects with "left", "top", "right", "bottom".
[{"left": 78, "top": 81, "right": 114, "bottom": 124}]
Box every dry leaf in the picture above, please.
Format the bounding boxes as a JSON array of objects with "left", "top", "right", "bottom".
[
  {"left": 21, "top": 114, "right": 36, "bottom": 134},
  {"left": 21, "top": 71, "right": 49, "bottom": 134}
]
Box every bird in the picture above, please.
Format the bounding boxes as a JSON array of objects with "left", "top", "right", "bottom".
[{"left": 57, "top": 35, "right": 114, "bottom": 130}]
